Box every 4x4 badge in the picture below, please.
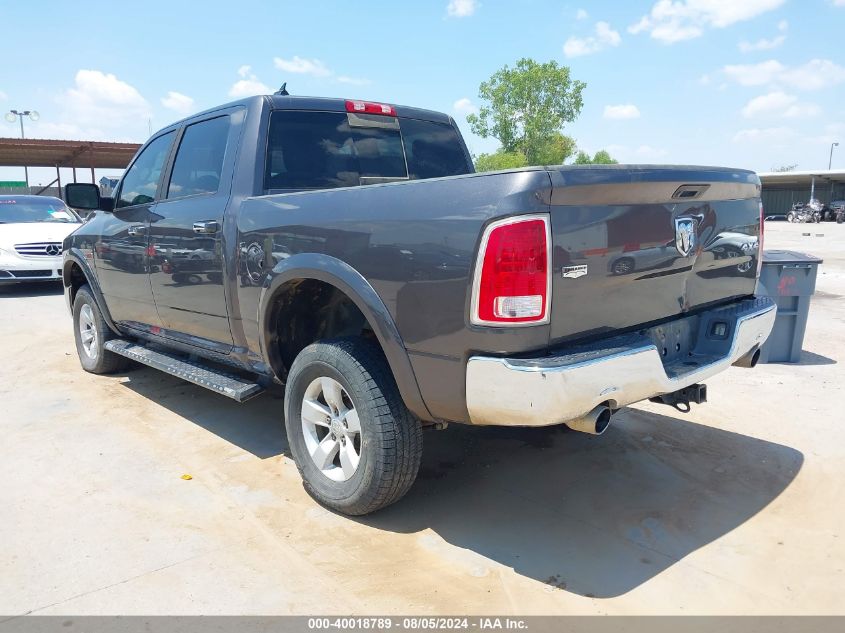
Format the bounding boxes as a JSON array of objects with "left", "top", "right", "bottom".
[{"left": 562, "top": 265, "right": 588, "bottom": 279}]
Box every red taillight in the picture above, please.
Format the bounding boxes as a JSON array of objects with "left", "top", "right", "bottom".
[
  {"left": 472, "top": 215, "right": 551, "bottom": 326},
  {"left": 345, "top": 99, "right": 396, "bottom": 116}
]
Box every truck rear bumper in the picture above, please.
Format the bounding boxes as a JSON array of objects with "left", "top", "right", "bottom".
[{"left": 465, "top": 297, "right": 776, "bottom": 427}]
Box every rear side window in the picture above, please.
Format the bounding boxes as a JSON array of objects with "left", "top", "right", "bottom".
[
  {"left": 167, "top": 116, "right": 230, "bottom": 199},
  {"left": 116, "top": 131, "right": 175, "bottom": 208},
  {"left": 400, "top": 118, "right": 471, "bottom": 179}
]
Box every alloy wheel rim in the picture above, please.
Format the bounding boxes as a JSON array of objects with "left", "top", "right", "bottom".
[
  {"left": 78, "top": 304, "right": 98, "bottom": 360},
  {"left": 301, "top": 376, "right": 362, "bottom": 482}
]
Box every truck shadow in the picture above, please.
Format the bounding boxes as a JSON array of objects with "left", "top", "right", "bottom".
[
  {"left": 359, "top": 408, "right": 803, "bottom": 598},
  {"left": 117, "top": 369, "right": 802, "bottom": 599},
  {"left": 119, "top": 368, "right": 289, "bottom": 459}
]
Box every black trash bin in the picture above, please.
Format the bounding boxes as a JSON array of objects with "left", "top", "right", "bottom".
[{"left": 756, "top": 250, "right": 823, "bottom": 363}]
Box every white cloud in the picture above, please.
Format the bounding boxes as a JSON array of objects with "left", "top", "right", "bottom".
[
  {"left": 0, "top": 90, "right": 7, "bottom": 101},
  {"left": 229, "top": 66, "right": 272, "bottom": 98},
  {"left": 62, "top": 70, "right": 150, "bottom": 133},
  {"left": 732, "top": 126, "right": 794, "bottom": 144},
  {"left": 161, "top": 91, "right": 195, "bottom": 114},
  {"left": 723, "top": 58, "right": 845, "bottom": 90},
  {"left": 722, "top": 59, "right": 784, "bottom": 86},
  {"left": 738, "top": 34, "right": 785, "bottom": 52},
  {"left": 629, "top": 0, "right": 785, "bottom": 44},
  {"left": 739, "top": 19, "right": 787, "bottom": 52},
  {"left": 18, "top": 70, "right": 150, "bottom": 142},
  {"left": 272, "top": 56, "right": 370, "bottom": 86},
  {"left": 453, "top": 97, "right": 478, "bottom": 116},
  {"left": 742, "top": 91, "right": 820, "bottom": 119},
  {"left": 229, "top": 78, "right": 271, "bottom": 98},
  {"left": 564, "top": 21, "right": 621, "bottom": 57},
  {"left": 576, "top": 8, "right": 588, "bottom": 20},
  {"left": 603, "top": 104, "right": 641, "bottom": 120},
  {"left": 833, "top": 0, "right": 845, "bottom": 6},
  {"left": 273, "top": 56, "right": 332, "bottom": 77},
  {"left": 447, "top": 0, "right": 478, "bottom": 18}
]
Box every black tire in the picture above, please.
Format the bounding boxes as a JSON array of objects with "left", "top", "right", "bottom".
[
  {"left": 284, "top": 338, "right": 423, "bottom": 515},
  {"left": 72, "top": 285, "right": 130, "bottom": 374},
  {"left": 787, "top": 212, "right": 795, "bottom": 223},
  {"left": 837, "top": 213, "right": 845, "bottom": 224},
  {"left": 611, "top": 257, "right": 635, "bottom": 275}
]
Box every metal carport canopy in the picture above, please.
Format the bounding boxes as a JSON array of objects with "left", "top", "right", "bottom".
[
  {"left": 757, "top": 169, "right": 845, "bottom": 187},
  {"left": 0, "top": 137, "right": 141, "bottom": 169}
]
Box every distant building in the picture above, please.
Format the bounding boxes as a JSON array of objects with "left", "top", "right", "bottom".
[
  {"left": 758, "top": 169, "right": 845, "bottom": 217},
  {"left": 99, "top": 176, "right": 121, "bottom": 196}
]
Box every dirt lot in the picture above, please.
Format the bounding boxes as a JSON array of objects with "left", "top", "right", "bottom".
[{"left": 1, "top": 222, "right": 843, "bottom": 615}]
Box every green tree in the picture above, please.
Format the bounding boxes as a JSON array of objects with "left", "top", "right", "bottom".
[
  {"left": 474, "top": 150, "right": 528, "bottom": 172},
  {"left": 574, "top": 149, "right": 618, "bottom": 165},
  {"left": 467, "top": 58, "right": 586, "bottom": 165},
  {"left": 474, "top": 133, "right": 578, "bottom": 172},
  {"left": 534, "top": 133, "right": 578, "bottom": 166}
]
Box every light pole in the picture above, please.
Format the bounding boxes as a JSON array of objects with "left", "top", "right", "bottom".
[
  {"left": 4, "top": 109, "right": 40, "bottom": 190},
  {"left": 829, "top": 142, "right": 839, "bottom": 170}
]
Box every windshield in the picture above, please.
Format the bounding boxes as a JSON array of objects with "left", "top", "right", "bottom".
[{"left": 0, "top": 197, "right": 81, "bottom": 224}]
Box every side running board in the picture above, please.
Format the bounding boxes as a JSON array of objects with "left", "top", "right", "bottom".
[{"left": 103, "top": 339, "right": 264, "bottom": 402}]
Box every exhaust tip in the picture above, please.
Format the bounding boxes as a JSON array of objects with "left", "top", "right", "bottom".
[
  {"left": 733, "top": 346, "right": 761, "bottom": 369},
  {"left": 566, "top": 405, "right": 613, "bottom": 435},
  {"left": 594, "top": 407, "right": 612, "bottom": 435}
]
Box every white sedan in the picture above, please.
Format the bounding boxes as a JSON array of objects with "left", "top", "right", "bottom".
[{"left": 0, "top": 195, "right": 82, "bottom": 284}]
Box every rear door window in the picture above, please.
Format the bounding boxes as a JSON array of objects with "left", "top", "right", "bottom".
[{"left": 167, "top": 116, "right": 230, "bottom": 199}]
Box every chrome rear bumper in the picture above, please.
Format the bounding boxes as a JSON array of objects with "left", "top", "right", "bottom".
[{"left": 465, "top": 297, "right": 776, "bottom": 427}]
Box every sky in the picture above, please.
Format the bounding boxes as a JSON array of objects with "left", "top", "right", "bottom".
[{"left": 2, "top": 0, "right": 845, "bottom": 185}]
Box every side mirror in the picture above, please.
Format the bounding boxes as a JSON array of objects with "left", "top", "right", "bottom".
[{"left": 65, "top": 183, "right": 114, "bottom": 212}]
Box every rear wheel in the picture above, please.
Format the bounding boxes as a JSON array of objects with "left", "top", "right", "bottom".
[
  {"left": 72, "top": 285, "right": 130, "bottom": 374},
  {"left": 284, "top": 338, "right": 423, "bottom": 515}
]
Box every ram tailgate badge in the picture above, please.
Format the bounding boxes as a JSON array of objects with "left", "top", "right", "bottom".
[{"left": 675, "top": 218, "right": 696, "bottom": 257}]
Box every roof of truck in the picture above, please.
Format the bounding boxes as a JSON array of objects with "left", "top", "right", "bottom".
[{"left": 153, "top": 94, "right": 454, "bottom": 139}]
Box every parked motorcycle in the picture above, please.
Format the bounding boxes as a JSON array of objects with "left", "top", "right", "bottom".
[{"left": 786, "top": 199, "right": 822, "bottom": 223}]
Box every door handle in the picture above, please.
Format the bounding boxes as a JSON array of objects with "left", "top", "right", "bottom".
[
  {"left": 193, "top": 220, "right": 219, "bottom": 234},
  {"left": 127, "top": 225, "right": 147, "bottom": 236}
]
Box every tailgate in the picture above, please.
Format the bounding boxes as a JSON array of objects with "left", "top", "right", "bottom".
[{"left": 547, "top": 165, "right": 761, "bottom": 344}]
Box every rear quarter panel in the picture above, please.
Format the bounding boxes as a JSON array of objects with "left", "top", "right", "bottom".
[{"left": 236, "top": 169, "right": 552, "bottom": 422}]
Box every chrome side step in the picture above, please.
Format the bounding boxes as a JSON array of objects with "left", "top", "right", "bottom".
[{"left": 103, "top": 339, "right": 264, "bottom": 402}]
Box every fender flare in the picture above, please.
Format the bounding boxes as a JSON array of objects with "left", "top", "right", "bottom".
[
  {"left": 258, "top": 253, "right": 434, "bottom": 422},
  {"left": 62, "top": 249, "right": 121, "bottom": 335}
]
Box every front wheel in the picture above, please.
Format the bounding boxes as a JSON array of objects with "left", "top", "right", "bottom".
[
  {"left": 787, "top": 212, "right": 795, "bottom": 222},
  {"left": 72, "top": 285, "right": 130, "bottom": 374},
  {"left": 284, "top": 338, "right": 423, "bottom": 515}
]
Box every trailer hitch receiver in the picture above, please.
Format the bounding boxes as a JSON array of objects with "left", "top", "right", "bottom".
[{"left": 649, "top": 383, "right": 707, "bottom": 413}]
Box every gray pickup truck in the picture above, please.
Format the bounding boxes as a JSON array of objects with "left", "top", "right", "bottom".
[{"left": 63, "top": 93, "right": 775, "bottom": 515}]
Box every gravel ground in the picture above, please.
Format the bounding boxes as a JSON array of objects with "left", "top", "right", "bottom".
[{"left": 1, "top": 221, "right": 843, "bottom": 615}]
